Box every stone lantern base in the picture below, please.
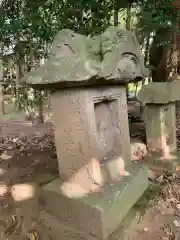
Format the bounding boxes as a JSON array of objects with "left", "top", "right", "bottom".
[
  {"left": 138, "top": 81, "right": 180, "bottom": 172},
  {"left": 40, "top": 164, "right": 147, "bottom": 240}
]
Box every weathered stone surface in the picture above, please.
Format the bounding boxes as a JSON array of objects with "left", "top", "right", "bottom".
[
  {"left": 144, "top": 152, "right": 180, "bottom": 171},
  {"left": 39, "top": 210, "right": 97, "bottom": 240},
  {"left": 138, "top": 81, "right": 180, "bottom": 104},
  {"left": 26, "top": 28, "right": 149, "bottom": 240},
  {"left": 50, "top": 86, "right": 132, "bottom": 197},
  {"left": 40, "top": 163, "right": 148, "bottom": 240},
  {"left": 37, "top": 207, "right": 140, "bottom": 240},
  {"left": 25, "top": 26, "right": 149, "bottom": 89},
  {"left": 139, "top": 81, "right": 179, "bottom": 170},
  {"left": 40, "top": 84, "right": 148, "bottom": 239},
  {"left": 144, "top": 103, "right": 177, "bottom": 154}
]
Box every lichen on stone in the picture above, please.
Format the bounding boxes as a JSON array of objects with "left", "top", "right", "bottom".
[{"left": 25, "top": 26, "right": 149, "bottom": 89}]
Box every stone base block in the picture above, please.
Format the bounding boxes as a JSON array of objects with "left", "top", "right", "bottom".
[
  {"left": 145, "top": 150, "right": 180, "bottom": 172},
  {"left": 38, "top": 208, "right": 140, "bottom": 240},
  {"left": 40, "top": 163, "right": 148, "bottom": 240},
  {"left": 39, "top": 209, "right": 97, "bottom": 240}
]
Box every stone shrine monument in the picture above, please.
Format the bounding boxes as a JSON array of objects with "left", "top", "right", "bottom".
[
  {"left": 26, "top": 26, "right": 149, "bottom": 239},
  {"left": 138, "top": 81, "right": 180, "bottom": 170}
]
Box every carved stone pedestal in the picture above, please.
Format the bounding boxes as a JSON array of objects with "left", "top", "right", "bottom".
[
  {"left": 40, "top": 164, "right": 147, "bottom": 240},
  {"left": 138, "top": 81, "right": 180, "bottom": 171},
  {"left": 38, "top": 85, "right": 148, "bottom": 240},
  {"left": 144, "top": 103, "right": 176, "bottom": 154},
  {"left": 51, "top": 86, "right": 132, "bottom": 192}
]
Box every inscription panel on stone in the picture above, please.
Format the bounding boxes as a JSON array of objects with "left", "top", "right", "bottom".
[{"left": 94, "top": 99, "right": 120, "bottom": 161}]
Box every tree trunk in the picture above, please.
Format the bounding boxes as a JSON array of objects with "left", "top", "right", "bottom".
[
  {"left": 126, "top": 3, "right": 131, "bottom": 31},
  {"left": 38, "top": 92, "right": 44, "bottom": 124},
  {"left": 0, "top": 44, "right": 4, "bottom": 115},
  {"left": 31, "top": 53, "right": 44, "bottom": 124},
  {"left": 126, "top": 3, "right": 132, "bottom": 98},
  {"left": 35, "top": 90, "right": 44, "bottom": 124},
  {"left": 114, "top": 5, "right": 119, "bottom": 26},
  {"left": 47, "top": 91, "right": 51, "bottom": 109},
  {"left": 14, "top": 35, "right": 25, "bottom": 110},
  {"left": 15, "top": 61, "right": 22, "bottom": 109},
  {"left": 149, "top": 28, "right": 172, "bottom": 82},
  {"left": 149, "top": 0, "right": 180, "bottom": 82},
  {"left": 0, "top": 59, "right": 4, "bottom": 115},
  {"left": 144, "top": 35, "right": 151, "bottom": 83},
  {"left": 144, "top": 35, "right": 150, "bottom": 65}
]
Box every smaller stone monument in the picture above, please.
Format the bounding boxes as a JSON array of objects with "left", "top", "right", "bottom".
[
  {"left": 26, "top": 26, "right": 149, "bottom": 240},
  {"left": 138, "top": 81, "right": 180, "bottom": 169}
]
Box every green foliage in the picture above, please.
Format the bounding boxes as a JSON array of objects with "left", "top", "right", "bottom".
[
  {"left": 0, "top": 0, "right": 180, "bottom": 114},
  {"left": 136, "top": 0, "right": 180, "bottom": 44},
  {"left": 0, "top": 0, "right": 115, "bottom": 61},
  {"left": 0, "top": 0, "right": 115, "bottom": 119}
]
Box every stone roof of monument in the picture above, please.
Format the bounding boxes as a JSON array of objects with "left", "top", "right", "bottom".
[{"left": 25, "top": 26, "right": 149, "bottom": 89}]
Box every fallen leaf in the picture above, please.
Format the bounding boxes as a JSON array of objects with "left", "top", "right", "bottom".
[
  {"left": 28, "top": 230, "right": 40, "bottom": 240},
  {"left": 176, "top": 204, "right": 180, "bottom": 210},
  {"left": 167, "top": 197, "right": 178, "bottom": 203},
  {"left": 12, "top": 138, "right": 18, "bottom": 143},
  {"left": 173, "top": 219, "right": 180, "bottom": 227},
  {"left": 156, "top": 175, "right": 164, "bottom": 183},
  {"left": 0, "top": 184, "right": 9, "bottom": 197},
  {"left": 175, "top": 166, "right": 180, "bottom": 172},
  {"left": 148, "top": 169, "right": 162, "bottom": 181},
  {"left": 0, "top": 153, "right": 12, "bottom": 160}
]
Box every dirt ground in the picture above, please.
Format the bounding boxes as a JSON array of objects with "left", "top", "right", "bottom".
[
  {"left": 0, "top": 102, "right": 180, "bottom": 239},
  {"left": 130, "top": 176, "right": 180, "bottom": 240},
  {"left": 0, "top": 120, "right": 58, "bottom": 184}
]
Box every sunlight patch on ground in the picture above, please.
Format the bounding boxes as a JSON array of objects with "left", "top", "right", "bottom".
[{"left": 11, "top": 183, "right": 36, "bottom": 202}]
